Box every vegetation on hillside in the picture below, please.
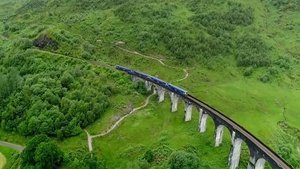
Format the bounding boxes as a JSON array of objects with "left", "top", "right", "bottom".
[
  {"left": 0, "top": 0, "right": 299, "bottom": 168},
  {"left": 21, "top": 134, "right": 63, "bottom": 169}
]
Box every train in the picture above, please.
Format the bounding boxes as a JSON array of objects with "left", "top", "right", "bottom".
[{"left": 116, "top": 65, "right": 187, "bottom": 96}]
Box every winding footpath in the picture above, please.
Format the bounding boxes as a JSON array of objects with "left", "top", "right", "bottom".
[
  {"left": 85, "top": 47, "right": 190, "bottom": 152},
  {"left": 117, "top": 46, "right": 189, "bottom": 82},
  {"left": 85, "top": 93, "right": 155, "bottom": 152},
  {"left": 0, "top": 141, "right": 24, "bottom": 152}
]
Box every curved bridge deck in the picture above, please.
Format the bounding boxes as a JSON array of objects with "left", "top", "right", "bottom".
[
  {"left": 116, "top": 65, "right": 292, "bottom": 169},
  {"left": 186, "top": 94, "right": 291, "bottom": 169}
]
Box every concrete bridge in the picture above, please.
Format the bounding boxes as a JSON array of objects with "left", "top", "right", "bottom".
[{"left": 117, "top": 66, "right": 292, "bottom": 169}]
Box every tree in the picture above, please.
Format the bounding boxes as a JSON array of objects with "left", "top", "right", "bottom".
[
  {"left": 21, "top": 134, "right": 50, "bottom": 166},
  {"left": 34, "top": 141, "right": 63, "bottom": 169},
  {"left": 168, "top": 151, "right": 200, "bottom": 169},
  {"left": 21, "top": 134, "right": 63, "bottom": 169}
]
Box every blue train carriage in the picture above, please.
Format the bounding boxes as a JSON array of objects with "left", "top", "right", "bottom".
[{"left": 116, "top": 65, "right": 188, "bottom": 96}]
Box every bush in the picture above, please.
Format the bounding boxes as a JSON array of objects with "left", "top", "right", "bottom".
[
  {"left": 143, "top": 150, "right": 154, "bottom": 163},
  {"left": 270, "top": 0, "right": 299, "bottom": 10},
  {"left": 226, "top": 2, "right": 254, "bottom": 26},
  {"left": 244, "top": 67, "right": 254, "bottom": 76},
  {"left": 15, "top": 38, "right": 33, "bottom": 50},
  {"left": 267, "top": 67, "right": 279, "bottom": 76},
  {"left": 274, "top": 56, "right": 291, "bottom": 69},
  {"left": 134, "top": 81, "right": 148, "bottom": 95},
  {"left": 259, "top": 73, "right": 271, "bottom": 83},
  {"left": 168, "top": 151, "right": 200, "bottom": 169},
  {"left": 236, "top": 35, "right": 271, "bottom": 67}
]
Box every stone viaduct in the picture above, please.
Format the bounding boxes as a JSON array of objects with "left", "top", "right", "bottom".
[{"left": 117, "top": 65, "right": 292, "bottom": 169}]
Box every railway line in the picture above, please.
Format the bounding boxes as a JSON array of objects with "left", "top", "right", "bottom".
[
  {"left": 117, "top": 64, "right": 293, "bottom": 168},
  {"left": 186, "top": 94, "right": 292, "bottom": 169}
]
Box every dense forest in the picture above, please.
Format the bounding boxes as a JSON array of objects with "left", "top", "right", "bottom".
[{"left": 0, "top": 0, "right": 299, "bottom": 168}]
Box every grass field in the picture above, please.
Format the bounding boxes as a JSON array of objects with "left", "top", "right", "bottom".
[{"left": 0, "top": 0, "right": 299, "bottom": 168}]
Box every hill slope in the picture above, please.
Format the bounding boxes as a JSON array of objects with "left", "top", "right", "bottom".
[{"left": 0, "top": 0, "right": 299, "bottom": 168}]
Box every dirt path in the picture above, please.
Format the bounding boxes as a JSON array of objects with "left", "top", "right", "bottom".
[
  {"left": 117, "top": 47, "right": 189, "bottom": 82},
  {"left": 0, "top": 141, "right": 24, "bottom": 152},
  {"left": 0, "top": 152, "right": 6, "bottom": 169},
  {"left": 85, "top": 93, "right": 155, "bottom": 152},
  {"left": 84, "top": 46, "right": 191, "bottom": 152},
  {"left": 31, "top": 49, "right": 114, "bottom": 70}
]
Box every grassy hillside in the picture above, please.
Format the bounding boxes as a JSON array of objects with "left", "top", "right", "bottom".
[{"left": 0, "top": 0, "right": 299, "bottom": 168}]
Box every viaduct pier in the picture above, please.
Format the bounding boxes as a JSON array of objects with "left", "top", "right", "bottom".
[{"left": 117, "top": 65, "right": 292, "bottom": 169}]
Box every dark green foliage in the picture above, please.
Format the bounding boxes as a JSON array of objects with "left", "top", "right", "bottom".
[
  {"left": 273, "top": 125, "right": 300, "bottom": 168},
  {"left": 168, "top": 150, "right": 200, "bottom": 169},
  {"left": 244, "top": 67, "right": 254, "bottom": 76},
  {"left": 64, "top": 150, "right": 106, "bottom": 169},
  {"left": 13, "top": 38, "right": 33, "bottom": 50},
  {"left": 34, "top": 141, "right": 64, "bottom": 169},
  {"left": 274, "top": 56, "right": 292, "bottom": 70},
  {"left": 236, "top": 35, "right": 271, "bottom": 67},
  {"left": 143, "top": 150, "right": 154, "bottom": 163},
  {"left": 226, "top": 2, "right": 254, "bottom": 26},
  {"left": 21, "top": 134, "right": 50, "bottom": 165},
  {"left": 18, "top": 0, "right": 48, "bottom": 13},
  {"left": 21, "top": 134, "right": 63, "bottom": 169},
  {"left": 151, "top": 144, "right": 173, "bottom": 165},
  {"left": 33, "top": 34, "right": 58, "bottom": 50},
  {"left": 134, "top": 81, "right": 148, "bottom": 95},
  {"left": 260, "top": 73, "right": 271, "bottom": 83},
  {"left": 0, "top": 51, "right": 112, "bottom": 138},
  {"left": 269, "top": 0, "right": 299, "bottom": 10},
  {"left": 188, "top": 2, "right": 254, "bottom": 63},
  {"left": 0, "top": 68, "right": 22, "bottom": 106}
]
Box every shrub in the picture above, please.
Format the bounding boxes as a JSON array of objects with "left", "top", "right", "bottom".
[
  {"left": 168, "top": 151, "right": 200, "bottom": 169},
  {"left": 134, "top": 81, "right": 149, "bottom": 95},
  {"left": 143, "top": 150, "right": 154, "bottom": 163},
  {"left": 267, "top": 67, "right": 279, "bottom": 76},
  {"left": 274, "top": 56, "right": 291, "bottom": 69},
  {"left": 244, "top": 67, "right": 254, "bottom": 76},
  {"left": 259, "top": 73, "right": 271, "bottom": 83},
  {"left": 226, "top": 2, "right": 254, "bottom": 26},
  {"left": 236, "top": 35, "right": 271, "bottom": 67},
  {"left": 14, "top": 38, "right": 32, "bottom": 50}
]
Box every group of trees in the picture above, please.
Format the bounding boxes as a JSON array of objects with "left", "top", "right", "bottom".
[
  {"left": 0, "top": 49, "right": 117, "bottom": 138},
  {"left": 21, "top": 134, "right": 63, "bottom": 169}
]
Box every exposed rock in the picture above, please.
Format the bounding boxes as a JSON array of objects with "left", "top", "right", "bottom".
[{"left": 33, "top": 34, "right": 58, "bottom": 50}]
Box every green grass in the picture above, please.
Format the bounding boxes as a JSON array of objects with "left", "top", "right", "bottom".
[
  {"left": 0, "top": 146, "right": 20, "bottom": 169},
  {"left": 90, "top": 97, "right": 231, "bottom": 168},
  {"left": 0, "top": 0, "right": 299, "bottom": 168}
]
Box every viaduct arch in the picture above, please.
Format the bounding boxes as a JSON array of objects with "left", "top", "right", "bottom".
[{"left": 120, "top": 66, "right": 292, "bottom": 169}]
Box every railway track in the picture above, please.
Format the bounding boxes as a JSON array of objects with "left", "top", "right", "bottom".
[{"left": 186, "top": 94, "right": 292, "bottom": 169}]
